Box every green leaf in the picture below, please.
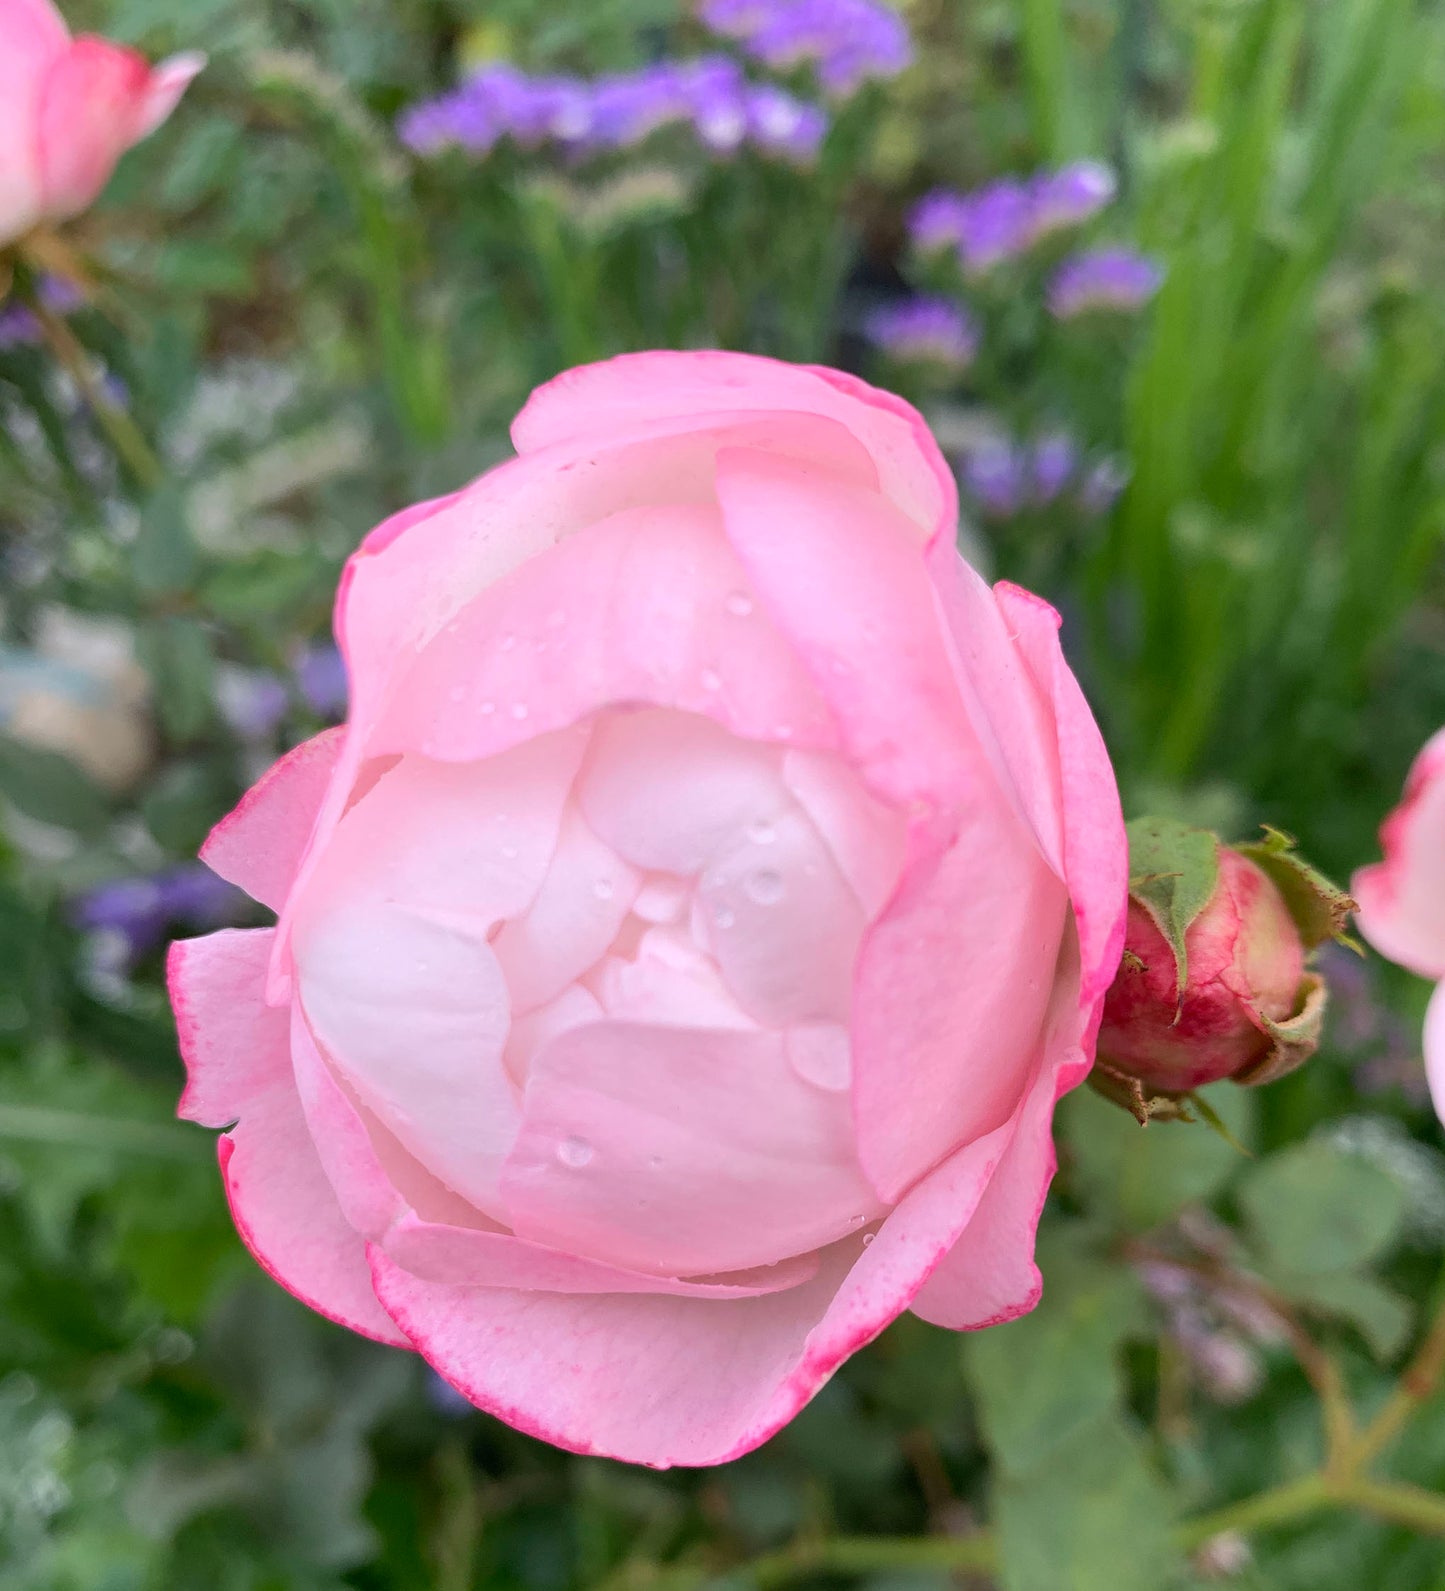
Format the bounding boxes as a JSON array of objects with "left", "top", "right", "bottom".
[
  {"left": 965, "top": 1233, "right": 1145, "bottom": 1472},
  {"left": 0, "top": 734, "right": 111, "bottom": 836},
  {"left": 994, "top": 1413, "right": 1181, "bottom": 1591},
  {"left": 1063, "top": 1082, "right": 1254, "bottom": 1231},
  {"left": 1237, "top": 826, "right": 1357, "bottom": 948},
  {"left": 1125, "top": 816, "right": 1220, "bottom": 995},
  {"left": 1281, "top": 1272, "right": 1416, "bottom": 1361},
  {"left": 1238, "top": 1142, "right": 1406, "bottom": 1276},
  {"left": 131, "top": 481, "right": 198, "bottom": 596},
  {"left": 136, "top": 617, "right": 216, "bottom": 742}
]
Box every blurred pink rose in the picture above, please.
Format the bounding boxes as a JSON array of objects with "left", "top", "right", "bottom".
[
  {"left": 169, "top": 352, "right": 1127, "bottom": 1467},
  {"left": 1353, "top": 728, "right": 1445, "bottom": 1119},
  {"left": 0, "top": 0, "right": 203, "bottom": 249},
  {"left": 1099, "top": 846, "right": 1307, "bottom": 1092}
]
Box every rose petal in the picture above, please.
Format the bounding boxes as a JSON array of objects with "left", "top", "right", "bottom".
[
  {"left": 0, "top": 0, "right": 67, "bottom": 243},
  {"left": 167, "top": 926, "right": 405, "bottom": 1346},
  {"left": 1354, "top": 727, "right": 1445, "bottom": 981},
  {"left": 37, "top": 37, "right": 152, "bottom": 220},
  {"left": 781, "top": 748, "right": 908, "bottom": 919},
  {"left": 501, "top": 1020, "right": 885, "bottom": 1276},
  {"left": 1426, "top": 980, "right": 1445, "bottom": 1125}
]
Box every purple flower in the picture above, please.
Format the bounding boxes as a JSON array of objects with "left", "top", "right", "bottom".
[
  {"left": 701, "top": 0, "right": 912, "bottom": 96},
  {"left": 74, "top": 864, "right": 244, "bottom": 962},
  {"left": 907, "top": 189, "right": 971, "bottom": 255},
  {"left": 295, "top": 642, "right": 348, "bottom": 721},
  {"left": 743, "top": 83, "right": 828, "bottom": 162},
  {"left": 1029, "top": 432, "right": 1079, "bottom": 503},
  {"left": 1048, "top": 247, "right": 1163, "bottom": 318},
  {"left": 1028, "top": 160, "right": 1117, "bottom": 242},
  {"left": 0, "top": 277, "right": 85, "bottom": 350},
  {"left": 216, "top": 667, "right": 289, "bottom": 742},
  {"left": 962, "top": 440, "right": 1029, "bottom": 518},
  {"left": 957, "top": 179, "right": 1036, "bottom": 274},
  {"left": 863, "top": 296, "right": 978, "bottom": 370}
]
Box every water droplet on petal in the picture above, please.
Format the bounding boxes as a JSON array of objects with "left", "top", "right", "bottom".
[
  {"left": 448, "top": 685, "right": 465, "bottom": 703},
  {"left": 861, "top": 1232, "right": 876, "bottom": 1247},
  {"left": 700, "top": 668, "right": 722, "bottom": 692},
  {"left": 724, "top": 591, "right": 754, "bottom": 618},
  {"left": 498, "top": 633, "right": 518, "bottom": 653},
  {"left": 500, "top": 842, "right": 519, "bottom": 860},
  {"left": 712, "top": 904, "right": 737, "bottom": 930},
  {"left": 510, "top": 703, "right": 529, "bottom": 721},
  {"left": 557, "top": 1136, "right": 594, "bottom": 1169},
  {"left": 593, "top": 878, "right": 615, "bottom": 901},
  {"left": 547, "top": 609, "right": 567, "bottom": 630},
  {"left": 786, "top": 1023, "right": 852, "bottom": 1092},
  {"left": 744, "top": 868, "right": 785, "bottom": 906},
  {"left": 746, "top": 819, "right": 776, "bottom": 846},
  {"left": 479, "top": 700, "right": 496, "bottom": 716}
]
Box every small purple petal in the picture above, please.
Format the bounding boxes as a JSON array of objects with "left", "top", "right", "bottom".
[
  {"left": 1030, "top": 433, "right": 1079, "bottom": 504},
  {"left": 907, "top": 189, "right": 971, "bottom": 254},
  {"left": 1028, "top": 160, "right": 1117, "bottom": 241},
  {"left": 962, "top": 440, "right": 1029, "bottom": 518},
  {"left": 863, "top": 296, "right": 978, "bottom": 370},
  {"left": 744, "top": 84, "right": 828, "bottom": 161},
  {"left": 295, "top": 642, "right": 349, "bottom": 721},
  {"left": 1048, "top": 247, "right": 1163, "bottom": 318},
  {"left": 958, "top": 179, "right": 1036, "bottom": 273},
  {"left": 216, "top": 668, "right": 289, "bottom": 741}
]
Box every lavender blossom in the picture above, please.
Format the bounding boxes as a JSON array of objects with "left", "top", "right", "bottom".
[
  {"left": 295, "top": 641, "right": 349, "bottom": 720},
  {"left": 743, "top": 83, "right": 828, "bottom": 162},
  {"left": 1078, "top": 455, "right": 1132, "bottom": 516},
  {"left": 1029, "top": 432, "right": 1079, "bottom": 504},
  {"left": 701, "top": 0, "right": 912, "bottom": 96},
  {"left": 74, "top": 863, "right": 244, "bottom": 963},
  {"left": 215, "top": 666, "right": 289, "bottom": 741},
  {"left": 0, "top": 278, "right": 86, "bottom": 351},
  {"left": 962, "top": 440, "right": 1029, "bottom": 518},
  {"left": 957, "top": 179, "right": 1036, "bottom": 274},
  {"left": 907, "top": 189, "right": 971, "bottom": 255},
  {"left": 1028, "top": 160, "right": 1117, "bottom": 242},
  {"left": 1048, "top": 247, "right": 1163, "bottom": 318},
  {"left": 863, "top": 296, "right": 978, "bottom": 370}
]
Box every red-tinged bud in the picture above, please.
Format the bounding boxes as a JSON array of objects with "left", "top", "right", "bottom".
[{"left": 1096, "top": 821, "right": 1352, "bottom": 1101}]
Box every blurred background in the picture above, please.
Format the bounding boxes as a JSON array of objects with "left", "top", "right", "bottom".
[{"left": 2, "top": 0, "right": 1445, "bottom": 1586}]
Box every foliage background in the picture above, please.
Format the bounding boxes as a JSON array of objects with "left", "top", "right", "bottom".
[{"left": 2, "top": 0, "right": 1445, "bottom": 1587}]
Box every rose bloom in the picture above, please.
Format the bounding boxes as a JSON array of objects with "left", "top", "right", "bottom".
[
  {"left": 170, "top": 352, "right": 1127, "bottom": 1466},
  {"left": 1353, "top": 728, "right": 1445, "bottom": 1119},
  {"left": 0, "top": 0, "right": 202, "bottom": 250},
  {"left": 1098, "top": 846, "right": 1306, "bottom": 1093}
]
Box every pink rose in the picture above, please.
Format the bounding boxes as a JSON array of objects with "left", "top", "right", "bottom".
[
  {"left": 1099, "top": 845, "right": 1308, "bottom": 1092},
  {"left": 1353, "top": 728, "right": 1445, "bottom": 1119},
  {"left": 0, "top": 0, "right": 203, "bottom": 249},
  {"left": 169, "top": 352, "right": 1127, "bottom": 1467}
]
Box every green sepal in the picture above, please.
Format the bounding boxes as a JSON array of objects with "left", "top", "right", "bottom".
[
  {"left": 1236, "top": 826, "right": 1358, "bottom": 950},
  {"left": 1124, "top": 817, "right": 1220, "bottom": 999},
  {"left": 1234, "top": 972, "right": 1328, "bottom": 1087}
]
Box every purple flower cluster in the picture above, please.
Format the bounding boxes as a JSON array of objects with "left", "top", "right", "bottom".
[
  {"left": 1047, "top": 247, "right": 1163, "bottom": 319},
  {"left": 908, "top": 161, "right": 1119, "bottom": 274},
  {"left": 961, "top": 433, "right": 1129, "bottom": 519},
  {"left": 215, "top": 643, "right": 350, "bottom": 742},
  {"left": 862, "top": 296, "right": 978, "bottom": 370},
  {"left": 398, "top": 56, "right": 827, "bottom": 166},
  {"left": 0, "top": 277, "right": 86, "bottom": 351},
  {"left": 700, "top": 0, "right": 912, "bottom": 97},
  {"left": 74, "top": 863, "right": 244, "bottom": 964}
]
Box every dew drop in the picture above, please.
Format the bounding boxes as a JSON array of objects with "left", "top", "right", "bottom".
[
  {"left": 786, "top": 1022, "right": 852, "bottom": 1092},
  {"left": 479, "top": 700, "right": 496, "bottom": 716},
  {"left": 448, "top": 685, "right": 465, "bottom": 703},
  {"left": 724, "top": 591, "right": 754, "bottom": 618},
  {"left": 593, "top": 877, "right": 615, "bottom": 901},
  {"left": 500, "top": 842, "right": 519, "bottom": 861},
  {"left": 510, "top": 703, "right": 530, "bottom": 720},
  {"left": 647, "top": 1154, "right": 663, "bottom": 1170},
  {"left": 746, "top": 819, "right": 776, "bottom": 846},
  {"left": 744, "top": 868, "right": 785, "bottom": 906},
  {"left": 712, "top": 904, "right": 737, "bottom": 930},
  {"left": 861, "top": 1232, "right": 876, "bottom": 1247},
  {"left": 700, "top": 668, "right": 722, "bottom": 692},
  {"left": 557, "top": 1136, "right": 594, "bottom": 1169},
  {"left": 498, "top": 633, "right": 518, "bottom": 653},
  {"left": 547, "top": 608, "right": 567, "bottom": 630}
]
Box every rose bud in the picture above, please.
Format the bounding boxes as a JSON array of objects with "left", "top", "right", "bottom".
[
  {"left": 1097, "top": 820, "right": 1346, "bottom": 1098},
  {"left": 169, "top": 352, "right": 1127, "bottom": 1467},
  {"left": 0, "top": 0, "right": 203, "bottom": 250},
  {"left": 1353, "top": 727, "right": 1445, "bottom": 1121}
]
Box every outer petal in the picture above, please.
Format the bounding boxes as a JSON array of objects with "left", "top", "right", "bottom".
[
  {"left": 200, "top": 728, "right": 343, "bottom": 912},
  {"left": 0, "top": 0, "right": 67, "bottom": 243},
  {"left": 36, "top": 38, "right": 151, "bottom": 220},
  {"left": 911, "top": 586, "right": 1127, "bottom": 1329},
  {"left": 715, "top": 449, "right": 1069, "bottom": 1198},
  {"left": 368, "top": 1116, "right": 1009, "bottom": 1467},
  {"left": 1354, "top": 727, "right": 1445, "bottom": 981},
  {"left": 511, "top": 349, "right": 956, "bottom": 544},
  {"left": 290, "top": 1012, "right": 818, "bottom": 1300},
  {"left": 1426, "top": 981, "right": 1445, "bottom": 1125},
  {"left": 166, "top": 929, "right": 406, "bottom": 1346}
]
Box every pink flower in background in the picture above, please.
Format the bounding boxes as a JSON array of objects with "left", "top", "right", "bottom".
[
  {"left": 0, "top": 0, "right": 203, "bottom": 249},
  {"left": 1353, "top": 728, "right": 1445, "bottom": 1120},
  {"left": 169, "top": 351, "right": 1127, "bottom": 1467}
]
